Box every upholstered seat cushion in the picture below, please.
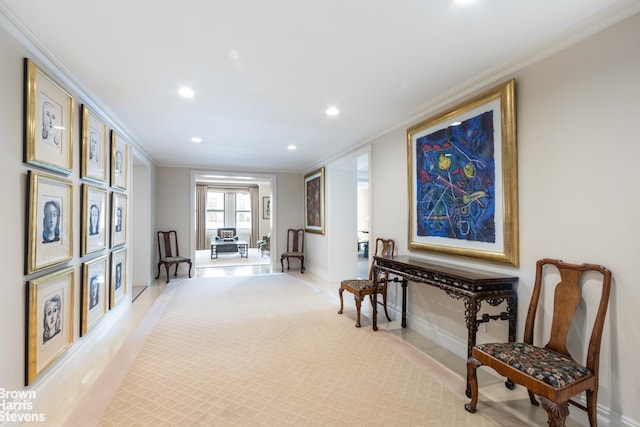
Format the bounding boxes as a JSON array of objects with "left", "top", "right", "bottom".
[
  {"left": 282, "top": 251, "right": 303, "bottom": 257},
  {"left": 340, "top": 279, "right": 374, "bottom": 291},
  {"left": 475, "top": 342, "right": 592, "bottom": 388}
]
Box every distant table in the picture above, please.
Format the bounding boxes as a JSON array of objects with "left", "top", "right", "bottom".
[{"left": 210, "top": 241, "right": 249, "bottom": 259}]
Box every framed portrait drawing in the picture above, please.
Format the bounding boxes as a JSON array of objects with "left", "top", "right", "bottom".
[
  {"left": 263, "top": 196, "right": 271, "bottom": 219},
  {"left": 82, "top": 184, "right": 108, "bottom": 256},
  {"left": 80, "top": 105, "right": 108, "bottom": 183},
  {"left": 26, "top": 266, "right": 74, "bottom": 385},
  {"left": 23, "top": 58, "right": 74, "bottom": 175},
  {"left": 407, "top": 79, "right": 519, "bottom": 267},
  {"left": 26, "top": 171, "right": 73, "bottom": 274},
  {"left": 304, "top": 167, "right": 325, "bottom": 235},
  {"left": 81, "top": 256, "right": 108, "bottom": 336},
  {"left": 110, "top": 248, "right": 127, "bottom": 309},
  {"left": 110, "top": 192, "right": 127, "bottom": 248},
  {"left": 110, "top": 130, "right": 129, "bottom": 190}
]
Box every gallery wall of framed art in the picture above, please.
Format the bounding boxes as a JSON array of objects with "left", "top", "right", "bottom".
[{"left": 21, "top": 57, "right": 131, "bottom": 385}]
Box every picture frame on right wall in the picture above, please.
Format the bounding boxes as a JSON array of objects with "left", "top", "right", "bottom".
[
  {"left": 110, "top": 248, "right": 127, "bottom": 309},
  {"left": 304, "top": 167, "right": 325, "bottom": 235},
  {"left": 407, "top": 79, "right": 519, "bottom": 267}
]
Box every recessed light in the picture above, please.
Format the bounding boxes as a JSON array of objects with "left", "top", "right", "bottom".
[
  {"left": 450, "top": 121, "right": 462, "bottom": 126},
  {"left": 288, "top": 145, "right": 297, "bottom": 151},
  {"left": 192, "top": 137, "right": 203, "bottom": 143},
  {"left": 326, "top": 106, "right": 339, "bottom": 116},
  {"left": 178, "top": 87, "right": 194, "bottom": 98}
]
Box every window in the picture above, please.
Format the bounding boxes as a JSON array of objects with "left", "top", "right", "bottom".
[
  {"left": 235, "top": 193, "right": 251, "bottom": 230},
  {"left": 206, "top": 191, "right": 224, "bottom": 230}
]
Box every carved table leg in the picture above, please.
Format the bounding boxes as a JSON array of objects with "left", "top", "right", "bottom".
[
  {"left": 371, "top": 268, "right": 379, "bottom": 331},
  {"left": 401, "top": 278, "right": 408, "bottom": 328},
  {"left": 463, "top": 297, "right": 481, "bottom": 396}
]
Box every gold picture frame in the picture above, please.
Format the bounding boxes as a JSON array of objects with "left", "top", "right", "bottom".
[
  {"left": 81, "top": 256, "right": 108, "bottom": 336},
  {"left": 304, "top": 167, "right": 325, "bottom": 235},
  {"left": 110, "top": 130, "right": 129, "bottom": 190},
  {"left": 110, "top": 248, "right": 127, "bottom": 309},
  {"left": 110, "top": 192, "right": 127, "bottom": 248},
  {"left": 26, "top": 171, "right": 73, "bottom": 274},
  {"left": 23, "top": 58, "right": 74, "bottom": 174},
  {"left": 26, "top": 266, "right": 75, "bottom": 385},
  {"left": 80, "top": 105, "right": 108, "bottom": 183},
  {"left": 81, "top": 184, "right": 108, "bottom": 256},
  {"left": 407, "top": 79, "right": 519, "bottom": 266}
]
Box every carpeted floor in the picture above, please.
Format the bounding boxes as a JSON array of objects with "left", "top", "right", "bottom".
[{"left": 64, "top": 274, "right": 528, "bottom": 426}]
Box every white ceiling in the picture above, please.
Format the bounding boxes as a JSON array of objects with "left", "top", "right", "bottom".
[{"left": 2, "top": 0, "right": 638, "bottom": 173}]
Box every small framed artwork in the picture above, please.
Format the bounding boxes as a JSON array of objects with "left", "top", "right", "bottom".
[
  {"left": 263, "top": 196, "right": 271, "bottom": 219},
  {"left": 80, "top": 104, "right": 108, "bottom": 183},
  {"left": 81, "top": 184, "right": 108, "bottom": 256},
  {"left": 23, "top": 58, "right": 74, "bottom": 174},
  {"left": 110, "top": 248, "right": 127, "bottom": 309},
  {"left": 304, "top": 167, "right": 325, "bottom": 235},
  {"left": 26, "top": 266, "right": 75, "bottom": 385},
  {"left": 407, "top": 79, "right": 519, "bottom": 266},
  {"left": 110, "top": 130, "right": 129, "bottom": 190},
  {"left": 81, "top": 255, "right": 108, "bottom": 336},
  {"left": 26, "top": 171, "right": 73, "bottom": 274},
  {"left": 110, "top": 192, "right": 127, "bottom": 248}
]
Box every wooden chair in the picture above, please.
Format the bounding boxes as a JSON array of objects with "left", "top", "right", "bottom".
[
  {"left": 465, "top": 259, "right": 612, "bottom": 427},
  {"left": 280, "top": 228, "right": 305, "bottom": 273},
  {"left": 155, "top": 230, "right": 192, "bottom": 283},
  {"left": 338, "top": 238, "right": 394, "bottom": 327}
]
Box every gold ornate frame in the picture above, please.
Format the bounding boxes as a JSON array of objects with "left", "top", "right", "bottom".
[
  {"left": 26, "top": 266, "right": 75, "bottom": 384},
  {"left": 110, "top": 192, "right": 127, "bottom": 248},
  {"left": 110, "top": 130, "right": 129, "bottom": 190},
  {"left": 304, "top": 167, "right": 325, "bottom": 235},
  {"left": 26, "top": 171, "right": 74, "bottom": 274},
  {"left": 24, "top": 58, "right": 74, "bottom": 174},
  {"left": 407, "top": 79, "right": 519, "bottom": 266},
  {"left": 110, "top": 248, "right": 127, "bottom": 309},
  {"left": 81, "top": 105, "right": 108, "bottom": 183},
  {"left": 82, "top": 184, "right": 108, "bottom": 256},
  {"left": 81, "top": 255, "right": 108, "bottom": 336}
]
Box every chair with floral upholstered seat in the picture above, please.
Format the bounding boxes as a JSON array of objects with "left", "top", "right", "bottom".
[
  {"left": 465, "top": 258, "right": 612, "bottom": 427},
  {"left": 338, "top": 238, "right": 395, "bottom": 327}
]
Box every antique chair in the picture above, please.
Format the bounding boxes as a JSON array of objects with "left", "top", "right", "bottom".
[
  {"left": 257, "top": 233, "right": 270, "bottom": 257},
  {"left": 280, "top": 228, "right": 305, "bottom": 273},
  {"left": 465, "top": 258, "right": 612, "bottom": 427},
  {"left": 338, "top": 238, "right": 395, "bottom": 327},
  {"left": 155, "top": 230, "right": 192, "bottom": 283}
]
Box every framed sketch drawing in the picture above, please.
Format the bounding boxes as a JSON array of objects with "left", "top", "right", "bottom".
[
  {"left": 304, "top": 167, "right": 325, "bottom": 235},
  {"left": 81, "top": 105, "right": 108, "bottom": 182},
  {"left": 26, "top": 171, "right": 73, "bottom": 274},
  {"left": 110, "top": 248, "right": 127, "bottom": 309},
  {"left": 407, "top": 79, "right": 519, "bottom": 266},
  {"left": 81, "top": 256, "right": 108, "bottom": 336},
  {"left": 82, "top": 184, "right": 108, "bottom": 256},
  {"left": 110, "top": 130, "right": 129, "bottom": 190},
  {"left": 26, "top": 266, "right": 74, "bottom": 385},
  {"left": 24, "top": 58, "right": 74, "bottom": 174},
  {"left": 263, "top": 196, "right": 271, "bottom": 219},
  {"left": 110, "top": 192, "right": 127, "bottom": 248}
]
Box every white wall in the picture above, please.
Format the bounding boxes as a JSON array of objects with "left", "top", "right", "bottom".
[{"left": 368, "top": 13, "right": 640, "bottom": 425}]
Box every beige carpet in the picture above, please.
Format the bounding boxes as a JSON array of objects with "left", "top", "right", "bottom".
[
  {"left": 196, "top": 248, "right": 270, "bottom": 268},
  {"left": 71, "top": 274, "right": 511, "bottom": 426}
]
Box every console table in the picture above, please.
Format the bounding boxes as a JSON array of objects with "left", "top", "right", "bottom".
[{"left": 372, "top": 255, "right": 518, "bottom": 396}]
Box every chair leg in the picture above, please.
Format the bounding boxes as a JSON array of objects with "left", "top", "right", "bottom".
[
  {"left": 354, "top": 295, "right": 363, "bottom": 327},
  {"left": 155, "top": 263, "right": 162, "bottom": 280},
  {"left": 174, "top": 264, "right": 179, "bottom": 276},
  {"left": 540, "top": 397, "right": 570, "bottom": 427},
  {"left": 381, "top": 289, "right": 391, "bottom": 321},
  {"left": 586, "top": 389, "right": 598, "bottom": 427},
  {"left": 300, "top": 256, "right": 304, "bottom": 273},
  {"left": 464, "top": 357, "right": 481, "bottom": 410},
  {"left": 187, "top": 261, "right": 192, "bottom": 278},
  {"left": 338, "top": 288, "right": 344, "bottom": 314},
  {"left": 164, "top": 265, "right": 171, "bottom": 283}
]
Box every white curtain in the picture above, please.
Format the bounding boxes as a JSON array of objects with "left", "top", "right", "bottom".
[{"left": 196, "top": 184, "right": 208, "bottom": 249}]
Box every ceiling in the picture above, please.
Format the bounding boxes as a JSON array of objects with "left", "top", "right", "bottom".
[{"left": 1, "top": 0, "right": 637, "bottom": 173}]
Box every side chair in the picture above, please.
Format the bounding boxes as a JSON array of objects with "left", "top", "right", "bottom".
[
  {"left": 465, "top": 258, "right": 612, "bottom": 427},
  {"left": 155, "top": 230, "right": 192, "bottom": 283},
  {"left": 280, "top": 228, "right": 305, "bottom": 273},
  {"left": 338, "top": 238, "right": 394, "bottom": 327}
]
